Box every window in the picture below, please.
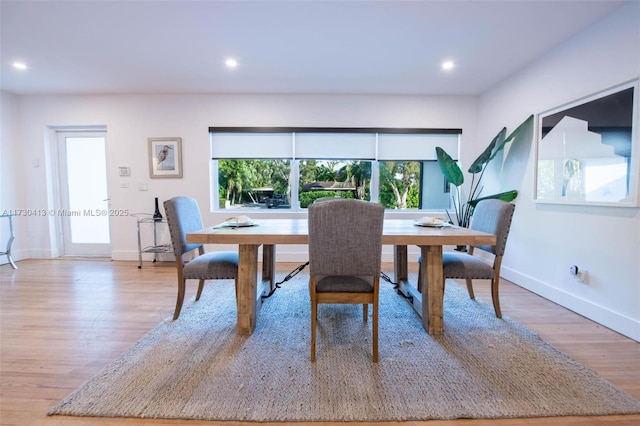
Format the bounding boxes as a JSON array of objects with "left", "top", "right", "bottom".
[
  {"left": 299, "top": 160, "right": 371, "bottom": 207},
  {"left": 379, "top": 161, "right": 421, "bottom": 209},
  {"left": 218, "top": 159, "right": 291, "bottom": 209},
  {"left": 210, "top": 127, "right": 460, "bottom": 211}
]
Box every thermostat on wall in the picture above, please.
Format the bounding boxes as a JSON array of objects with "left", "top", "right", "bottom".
[{"left": 118, "top": 166, "right": 130, "bottom": 176}]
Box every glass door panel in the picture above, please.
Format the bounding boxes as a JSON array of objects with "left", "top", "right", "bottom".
[{"left": 58, "top": 133, "right": 111, "bottom": 256}]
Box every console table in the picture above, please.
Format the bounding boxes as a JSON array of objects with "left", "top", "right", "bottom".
[
  {"left": 0, "top": 214, "right": 17, "bottom": 269},
  {"left": 131, "top": 213, "right": 172, "bottom": 268}
]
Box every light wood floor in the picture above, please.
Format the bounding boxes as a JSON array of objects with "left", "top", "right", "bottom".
[{"left": 1, "top": 259, "right": 639, "bottom": 426}]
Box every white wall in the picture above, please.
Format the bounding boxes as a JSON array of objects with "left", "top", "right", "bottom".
[
  {"left": 478, "top": 2, "right": 640, "bottom": 341},
  {"left": 8, "top": 93, "right": 478, "bottom": 262}
]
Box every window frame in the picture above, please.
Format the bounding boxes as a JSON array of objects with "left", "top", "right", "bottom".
[{"left": 210, "top": 126, "right": 461, "bottom": 212}]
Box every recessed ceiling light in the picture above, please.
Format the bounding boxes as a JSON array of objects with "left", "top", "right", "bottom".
[
  {"left": 225, "top": 58, "right": 238, "bottom": 69},
  {"left": 12, "top": 61, "right": 28, "bottom": 70},
  {"left": 441, "top": 60, "right": 455, "bottom": 71}
]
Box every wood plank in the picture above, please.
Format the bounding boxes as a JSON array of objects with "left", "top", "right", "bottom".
[
  {"left": 262, "top": 244, "right": 276, "bottom": 293},
  {"left": 392, "top": 244, "right": 408, "bottom": 283},
  {"left": 396, "top": 278, "right": 423, "bottom": 315},
  {"left": 422, "top": 244, "right": 444, "bottom": 335},
  {"left": 237, "top": 244, "right": 259, "bottom": 334},
  {"left": 187, "top": 219, "right": 496, "bottom": 247}
]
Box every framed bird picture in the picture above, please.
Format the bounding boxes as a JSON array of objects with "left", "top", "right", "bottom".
[{"left": 148, "top": 137, "right": 183, "bottom": 178}]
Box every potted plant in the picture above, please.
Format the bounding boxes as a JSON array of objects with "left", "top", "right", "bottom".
[{"left": 436, "top": 114, "right": 534, "bottom": 228}]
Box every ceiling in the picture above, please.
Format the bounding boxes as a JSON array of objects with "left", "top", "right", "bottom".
[{"left": 0, "top": 0, "right": 627, "bottom": 96}]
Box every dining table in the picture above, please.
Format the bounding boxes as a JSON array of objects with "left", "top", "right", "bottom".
[{"left": 186, "top": 218, "right": 495, "bottom": 336}]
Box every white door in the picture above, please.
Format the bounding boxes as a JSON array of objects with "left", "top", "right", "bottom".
[{"left": 57, "top": 132, "right": 111, "bottom": 256}]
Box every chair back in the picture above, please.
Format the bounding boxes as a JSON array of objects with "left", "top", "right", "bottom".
[
  {"left": 469, "top": 199, "right": 515, "bottom": 256},
  {"left": 308, "top": 199, "right": 384, "bottom": 277},
  {"left": 313, "top": 196, "right": 342, "bottom": 204},
  {"left": 164, "top": 196, "right": 204, "bottom": 257}
]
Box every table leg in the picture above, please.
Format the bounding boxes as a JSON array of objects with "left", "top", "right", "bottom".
[
  {"left": 262, "top": 244, "right": 276, "bottom": 293},
  {"left": 395, "top": 244, "right": 445, "bottom": 335},
  {"left": 393, "top": 245, "right": 408, "bottom": 284},
  {"left": 394, "top": 244, "right": 423, "bottom": 320},
  {"left": 237, "top": 244, "right": 259, "bottom": 335},
  {"left": 421, "top": 245, "right": 444, "bottom": 335}
]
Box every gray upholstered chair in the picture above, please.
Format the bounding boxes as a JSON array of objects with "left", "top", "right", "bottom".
[
  {"left": 164, "top": 196, "right": 238, "bottom": 320},
  {"left": 308, "top": 198, "right": 385, "bottom": 362},
  {"left": 418, "top": 199, "right": 515, "bottom": 318}
]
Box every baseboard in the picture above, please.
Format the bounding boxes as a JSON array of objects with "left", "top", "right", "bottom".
[
  {"left": 1, "top": 248, "right": 35, "bottom": 263},
  {"left": 501, "top": 266, "right": 640, "bottom": 342}
]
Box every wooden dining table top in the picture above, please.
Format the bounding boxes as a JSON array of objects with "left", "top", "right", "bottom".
[{"left": 186, "top": 218, "right": 496, "bottom": 247}]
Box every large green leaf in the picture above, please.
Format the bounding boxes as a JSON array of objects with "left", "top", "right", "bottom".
[
  {"left": 468, "top": 127, "right": 506, "bottom": 174},
  {"left": 502, "top": 114, "right": 534, "bottom": 145},
  {"left": 485, "top": 115, "right": 534, "bottom": 166},
  {"left": 468, "top": 190, "right": 518, "bottom": 208},
  {"left": 435, "top": 147, "right": 464, "bottom": 187}
]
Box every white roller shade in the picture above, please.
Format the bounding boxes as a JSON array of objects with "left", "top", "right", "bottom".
[
  {"left": 295, "top": 133, "right": 376, "bottom": 159},
  {"left": 378, "top": 134, "right": 459, "bottom": 160},
  {"left": 211, "top": 133, "right": 293, "bottom": 159}
]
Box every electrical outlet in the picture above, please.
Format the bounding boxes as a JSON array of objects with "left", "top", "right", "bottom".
[
  {"left": 569, "top": 265, "right": 579, "bottom": 276},
  {"left": 569, "top": 265, "right": 588, "bottom": 283}
]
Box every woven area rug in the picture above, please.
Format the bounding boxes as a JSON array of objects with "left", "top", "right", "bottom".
[{"left": 49, "top": 272, "right": 640, "bottom": 422}]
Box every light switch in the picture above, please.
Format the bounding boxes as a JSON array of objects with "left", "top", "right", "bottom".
[{"left": 138, "top": 182, "right": 148, "bottom": 191}]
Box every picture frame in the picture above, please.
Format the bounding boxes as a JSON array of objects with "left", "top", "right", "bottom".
[
  {"left": 148, "top": 137, "right": 183, "bottom": 178},
  {"left": 534, "top": 80, "right": 639, "bottom": 207}
]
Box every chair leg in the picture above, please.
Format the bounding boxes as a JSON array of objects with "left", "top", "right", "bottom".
[
  {"left": 465, "top": 278, "right": 475, "bottom": 300},
  {"left": 311, "top": 299, "right": 317, "bottom": 362},
  {"left": 173, "top": 278, "right": 186, "bottom": 320},
  {"left": 195, "top": 279, "right": 205, "bottom": 301},
  {"left": 372, "top": 301, "right": 379, "bottom": 363},
  {"left": 362, "top": 304, "right": 368, "bottom": 323},
  {"left": 310, "top": 277, "right": 317, "bottom": 362},
  {"left": 491, "top": 278, "right": 502, "bottom": 319},
  {"left": 492, "top": 257, "right": 504, "bottom": 318}
]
